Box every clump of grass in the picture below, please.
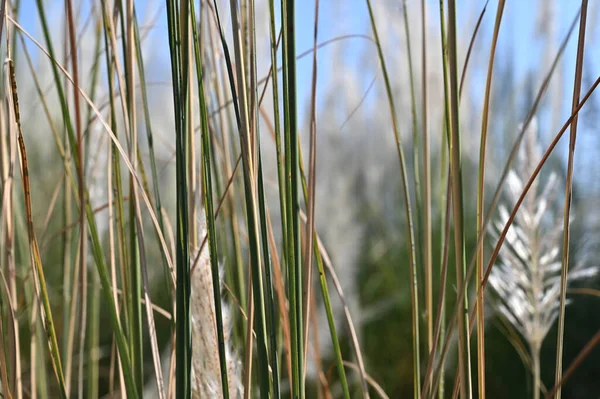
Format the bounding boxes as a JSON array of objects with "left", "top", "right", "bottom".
[
  {"left": 3, "top": 1, "right": 600, "bottom": 399},
  {"left": 488, "top": 119, "right": 598, "bottom": 399}
]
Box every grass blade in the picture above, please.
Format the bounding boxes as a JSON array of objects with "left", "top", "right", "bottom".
[
  {"left": 554, "top": 2, "right": 588, "bottom": 397},
  {"left": 364, "top": 1, "right": 421, "bottom": 397}
]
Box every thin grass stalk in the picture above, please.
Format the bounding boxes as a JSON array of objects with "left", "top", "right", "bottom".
[
  {"left": 434, "top": 2, "right": 451, "bottom": 396},
  {"left": 420, "top": 0, "right": 433, "bottom": 358},
  {"left": 302, "top": 0, "right": 319, "bottom": 383},
  {"left": 458, "top": 0, "right": 489, "bottom": 99},
  {"left": 210, "top": 0, "right": 271, "bottom": 394},
  {"left": 247, "top": 7, "right": 282, "bottom": 397},
  {"left": 307, "top": 291, "right": 328, "bottom": 397},
  {"left": 187, "top": 33, "right": 197, "bottom": 254},
  {"left": 305, "top": 221, "right": 369, "bottom": 397},
  {"left": 364, "top": 2, "right": 421, "bottom": 398},
  {"left": 257, "top": 156, "right": 282, "bottom": 399},
  {"left": 434, "top": 7, "right": 451, "bottom": 399},
  {"left": 119, "top": 0, "right": 145, "bottom": 391},
  {"left": 554, "top": 3, "right": 588, "bottom": 398},
  {"left": 446, "top": 2, "right": 472, "bottom": 397},
  {"left": 0, "top": 281, "right": 12, "bottom": 398},
  {"left": 87, "top": 267, "right": 101, "bottom": 399},
  {"left": 423, "top": 11, "right": 582, "bottom": 395},
  {"left": 248, "top": 0, "right": 258, "bottom": 177},
  {"left": 265, "top": 209, "right": 293, "bottom": 384},
  {"left": 135, "top": 201, "right": 167, "bottom": 399},
  {"left": 101, "top": 6, "right": 134, "bottom": 371},
  {"left": 475, "top": 2, "right": 505, "bottom": 398},
  {"left": 297, "top": 146, "right": 352, "bottom": 399},
  {"left": 402, "top": 1, "right": 423, "bottom": 347},
  {"left": 82, "top": 23, "right": 102, "bottom": 141},
  {"left": 119, "top": 8, "right": 169, "bottom": 387},
  {"left": 0, "top": 275, "right": 18, "bottom": 399},
  {"left": 63, "top": 1, "right": 89, "bottom": 395},
  {"left": 246, "top": 40, "right": 285, "bottom": 399},
  {"left": 105, "top": 129, "right": 126, "bottom": 397},
  {"left": 227, "top": 0, "right": 272, "bottom": 394},
  {"left": 546, "top": 328, "right": 600, "bottom": 399},
  {"left": 13, "top": 210, "right": 39, "bottom": 399},
  {"left": 265, "top": 4, "right": 288, "bottom": 389},
  {"left": 132, "top": 5, "right": 173, "bottom": 310},
  {"left": 267, "top": 0, "right": 287, "bottom": 289},
  {"left": 421, "top": 173, "right": 451, "bottom": 399},
  {"left": 164, "top": 0, "right": 191, "bottom": 395},
  {"left": 205, "top": 8, "right": 247, "bottom": 323},
  {"left": 1, "top": 27, "right": 22, "bottom": 399},
  {"left": 60, "top": 61, "right": 74, "bottom": 396},
  {"left": 255, "top": 15, "right": 287, "bottom": 393},
  {"left": 105, "top": 2, "right": 138, "bottom": 389},
  {"left": 281, "top": 0, "right": 304, "bottom": 396},
  {"left": 8, "top": 60, "right": 67, "bottom": 398},
  {"left": 189, "top": 3, "right": 230, "bottom": 396}
]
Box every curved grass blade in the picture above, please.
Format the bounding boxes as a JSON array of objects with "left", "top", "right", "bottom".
[
  {"left": 475, "top": 2, "right": 506, "bottom": 398},
  {"left": 364, "top": 1, "right": 421, "bottom": 397},
  {"left": 446, "top": 2, "right": 472, "bottom": 397},
  {"left": 554, "top": 3, "right": 588, "bottom": 397}
]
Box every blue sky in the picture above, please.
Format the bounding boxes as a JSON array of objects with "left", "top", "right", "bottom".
[{"left": 14, "top": 0, "right": 599, "bottom": 183}]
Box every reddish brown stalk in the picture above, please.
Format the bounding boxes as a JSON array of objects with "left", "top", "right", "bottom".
[
  {"left": 475, "top": 2, "right": 506, "bottom": 398},
  {"left": 459, "top": 0, "right": 489, "bottom": 98},
  {"left": 545, "top": 328, "right": 600, "bottom": 399},
  {"left": 302, "top": 0, "right": 320, "bottom": 383},
  {"left": 64, "top": 0, "right": 87, "bottom": 394}
]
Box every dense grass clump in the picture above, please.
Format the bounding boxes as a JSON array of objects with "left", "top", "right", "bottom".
[{"left": 1, "top": 1, "right": 600, "bottom": 398}]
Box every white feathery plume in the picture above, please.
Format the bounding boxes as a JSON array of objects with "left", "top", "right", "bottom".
[
  {"left": 488, "top": 119, "right": 597, "bottom": 399},
  {"left": 190, "top": 213, "right": 242, "bottom": 398}
]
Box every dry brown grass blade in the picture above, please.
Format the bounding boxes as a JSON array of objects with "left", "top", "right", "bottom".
[
  {"left": 266, "top": 210, "right": 293, "bottom": 384},
  {"left": 9, "top": 59, "right": 67, "bottom": 398},
  {"left": 341, "top": 361, "right": 390, "bottom": 399}
]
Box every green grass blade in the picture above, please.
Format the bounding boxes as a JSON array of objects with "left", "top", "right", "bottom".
[
  {"left": 445, "top": 2, "right": 472, "bottom": 397},
  {"left": 164, "top": 0, "right": 191, "bottom": 396},
  {"left": 189, "top": 3, "right": 230, "bottom": 396},
  {"left": 364, "top": 2, "right": 421, "bottom": 397}
]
